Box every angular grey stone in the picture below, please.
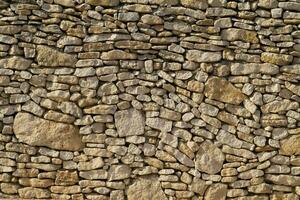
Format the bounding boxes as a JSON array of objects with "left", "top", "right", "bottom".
[
  {"left": 115, "top": 108, "right": 145, "bottom": 137},
  {"left": 118, "top": 12, "right": 139, "bottom": 22},
  {"left": 0, "top": 34, "right": 17, "bottom": 44}
]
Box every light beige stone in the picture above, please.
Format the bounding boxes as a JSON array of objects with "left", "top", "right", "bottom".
[
  {"left": 204, "top": 77, "right": 246, "bottom": 105},
  {"left": 13, "top": 112, "right": 83, "bottom": 151},
  {"left": 127, "top": 175, "right": 167, "bottom": 200},
  {"left": 36, "top": 45, "right": 77, "bottom": 67}
]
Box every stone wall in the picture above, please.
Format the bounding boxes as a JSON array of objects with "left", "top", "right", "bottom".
[{"left": 0, "top": 0, "right": 300, "bottom": 199}]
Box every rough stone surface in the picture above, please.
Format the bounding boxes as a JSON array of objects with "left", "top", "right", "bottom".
[
  {"left": 204, "top": 77, "right": 246, "bottom": 105},
  {"left": 115, "top": 108, "right": 145, "bottom": 137},
  {"left": 13, "top": 112, "right": 83, "bottom": 151},
  {"left": 280, "top": 135, "right": 300, "bottom": 155},
  {"left": 36, "top": 45, "right": 77, "bottom": 67},
  {"left": 2, "top": 1, "right": 300, "bottom": 199},
  {"left": 127, "top": 176, "right": 167, "bottom": 200},
  {"left": 195, "top": 141, "right": 225, "bottom": 174}
]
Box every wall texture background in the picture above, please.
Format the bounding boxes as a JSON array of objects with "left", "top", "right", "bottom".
[{"left": 0, "top": 0, "right": 300, "bottom": 199}]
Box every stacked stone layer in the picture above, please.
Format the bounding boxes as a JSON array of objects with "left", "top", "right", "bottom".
[{"left": 0, "top": 0, "right": 300, "bottom": 199}]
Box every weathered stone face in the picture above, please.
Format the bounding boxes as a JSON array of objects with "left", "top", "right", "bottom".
[
  {"left": 204, "top": 77, "right": 246, "bottom": 105},
  {"left": 13, "top": 112, "right": 83, "bottom": 151},
  {"left": 127, "top": 176, "right": 168, "bottom": 200},
  {"left": 221, "top": 28, "right": 259, "bottom": 43},
  {"left": 186, "top": 50, "right": 222, "bottom": 63},
  {"left": 195, "top": 141, "right": 225, "bottom": 174},
  {"left": 0, "top": 56, "right": 32, "bottom": 70},
  {"left": 280, "top": 135, "right": 300, "bottom": 155},
  {"left": 36, "top": 45, "right": 77, "bottom": 67},
  {"left": 115, "top": 108, "right": 145, "bottom": 137},
  {"left": 204, "top": 183, "right": 227, "bottom": 200},
  {"left": 3, "top": 0, "right": 300, "bottom": 199}
]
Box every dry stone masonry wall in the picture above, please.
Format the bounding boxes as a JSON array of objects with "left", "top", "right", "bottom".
[{"left": 0, "top": 0, "right": 300, "bottom": 199}]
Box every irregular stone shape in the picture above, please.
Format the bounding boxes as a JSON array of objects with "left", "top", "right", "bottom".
[
  {"left": 18, "top": 178, "right": 54, "bottom": 188},
  {"left": 115, "top": 108, "right": 145, "bottom": 137},
  {"left": 285, "top": 82, "right": 300, "bottom": 96},
  {"left": 0, "top": 56, "right": 32, "bottom": 70},
  {"left": 146, "top": 117, "right": 172, "bottom": 132},
  {"left": 204, "top": 77, "right": 246, "bottom": 105},
  {"left": 216, "top": 130, "right": 243, "bottom": 149},
  {"left": 283, "top": 11, "right": 300, "bottom": 19},
  {"left": 13, "top": 112, "right": 83, "bottom": 151},
  {"left": 115, "top": 40, "right": 151, "bottom": 49},
  {"left": 206, "top": 8, "right": 237, "bottom": 17},
  {"left": 0, "top": 34, "right": 17, "bottom": 44},
  {"left": 265, "top": 174, "right": 300, "bottom": 186},
  {"left": 221, "top": 28, "right": 259, "bottom": 43},
  {"left": 191, "top": 178, "right": 208, "bottom": 195},
  {"left": 18, "top": 187, "right": 51, "bottom": 199},
  {"left": 108, "top": 165, "right": 131, "bottom": 181},
  {"left": 271, "top": 193, "right": 299, "bottom": 200},
  {"left": 261, "top": 114, "right": 287, "bottom": 127},
  {"left": 281, "top": 64, "right": 300, "bottom": 74},
  {"left": 258, "top": 0, "right": 278, "bottom": 9},
  {"left": 36, "top": 45, "right": 77, "bottom": 67},
  {"left": 83, "top": 104, "right": 117, "bottom": 115},
  {"left": 127, "top": 175, "right": 167, "bottom": 200},
  {"left": 79, "top": 170, "right": 108, "bottom": 180},
  {"left": 164, "top": 21, "right": 192, "bottom": 33},
  {"left": 78, "top": 157, "right": 104, "bottom": 171},
  {"left": 280, "top": 135, "right": 300, "bottom": 155},
  {"left": 261, "top": 99, "right": 299, "bottom": 113},
  {"left": 55, "top": 171, "right": 79, "bottom": 186},
  {"left": 57, "top": 36, "right": 82, "bottom": 48},
  {"left": 0, "top": 183, "right": 19, "bottom": 194},
  {"left": 261, "top": 52, "right": 293, "bottom": 66},
  {"left": 186, "top": 50, "right": 222, "bottom": 63},
  {"left": 279, "top": 2, "right": 300, "bottom": 11},
  {"left": 0, "top": 25, "right": 22, "bottom": 35},
  {"left": 149, "top": 0, "right": 178, "bottom": 6},
  {"left": 84, "top": 34, "right": 131, "bottom": 42},
  {"left": 50, "top": 186, "right": 81, "bottom": 194},
  {"left": 118, "top": 12, "right": 139, "bottom": 21},
  {"left": 101, "top": 50, "right": 137, "bottom": 60},
  {"left": 141, "top": 14, "right": 163, "bottom": 24},
  {"left": 180, "top": 0, "right": 208, "bottom": 9},
  {"left": 86, "top": 0, "right": 119, "bottom": 6},
  {"left": 204, "top": 183, "right": 227, "bottom": 200},
  {"left": 54, "top": 0, "right": 75, "bottom": 7},
  {"left": 231, "top": 63, "right": 279, "bottom": 75},
  {"left": 195, "top": 141, "right": 224, "bottom": 175}
]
